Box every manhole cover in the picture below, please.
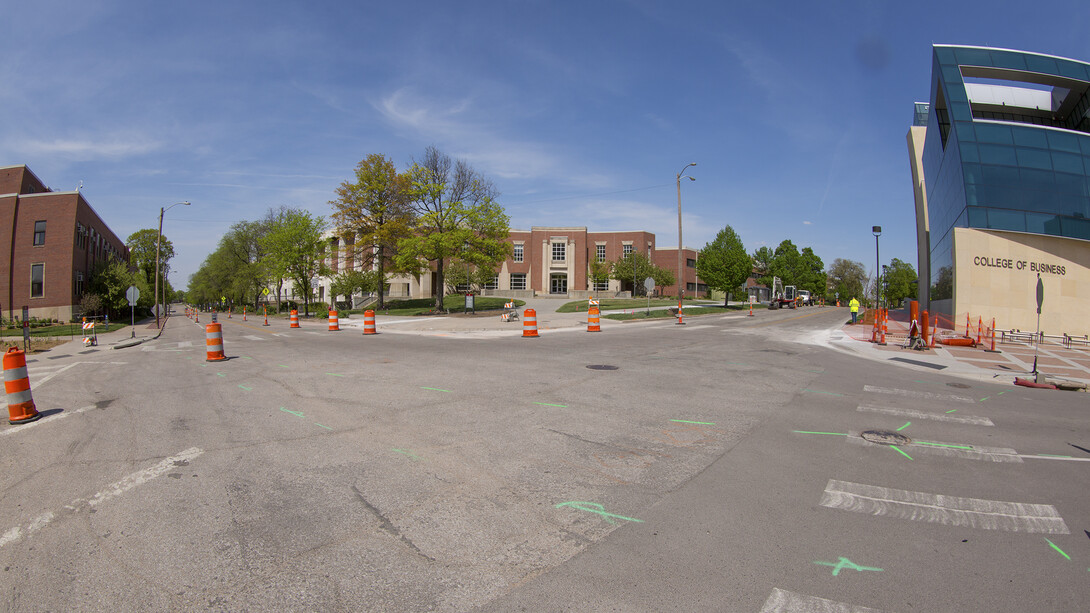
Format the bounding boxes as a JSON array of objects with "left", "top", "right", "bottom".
[
  {"left": 860, "top": 430, "right": 912, "bottom": 446},
  {"left": 586, "top": 365, "right": 619, "bottom": 371},
  {"left": 946, "top": 382, "right": 971, "bottom": 389}
]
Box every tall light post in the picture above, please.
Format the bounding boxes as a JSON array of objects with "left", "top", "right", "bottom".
[
  {"left": 872, "top": 225, "right": 882, "bottom": 309},
  {"left": 676, "top": 163, "right": 696, "bottom": 325},
  {"left": 155, "top": 201, "right": 190, "bottom": 328}
]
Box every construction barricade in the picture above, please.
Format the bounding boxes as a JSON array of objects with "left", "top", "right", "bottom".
[
  {"left": 363, "top": 310, "right": 376, "bottom": 335},
  {"left": 82, "top": 318, "right": 97, "bottom": 347},
  {"left": 4, "top": 347, "right": 40, "bottom": 425},
  {"left": 290, "top": 309, "right": 300, "bottom": 328},
  {"left": 523, "top": 308, "right": 539, "bottom": 338},
  {"left": 205, "top": 323, "right": 226, "bottom": 361},
  {"left": 587, "top": 306, "right": 600, "bottom": 332},
  {"left": 328, "top": 310, "right": 340, "bottom": 331}
]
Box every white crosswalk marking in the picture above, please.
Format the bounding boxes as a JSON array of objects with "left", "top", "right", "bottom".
[
  {"left": 846, "top": 432, "right": 1020, "bottom": 462},
  {"left": 820, "top": 479, "right": 1069, "bottom": 534},
  {"left": 760, "top": 588, "right": 889, "bottom": 613},
  {"left": 242, "top": 335, "right": 266, "bottom": 341},
  {"left": 864, "top": 385, "right": 975, "bottom": 404},
  {"left": 856, "top": 405, "right": 993, "bottom": 426},
  {"left": 178, "top": 341, "right": 193, "bottom": 348}
]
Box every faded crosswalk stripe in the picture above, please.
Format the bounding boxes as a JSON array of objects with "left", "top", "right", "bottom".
[
  {"left": 760, "top": 588, "right": 888, "bottom": 612},
  {"left": 820, "top": 479, "right": 1068, "bottom": 534},
  {"left": 242, "top": 335, "right": 266, "bottom": 341},
  {"left": 863, "top": 385, "right": 975, "bottom": 403},
  {"left": 846, "top": 432, "right": 1020, "bottom": 462},
  {"left": 856, "top": 404, "right": 994, "bottom": 426}
]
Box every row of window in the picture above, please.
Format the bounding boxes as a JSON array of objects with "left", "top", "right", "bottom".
[{"left": 510, "top": 242, "right": 645, "bottom": 264}]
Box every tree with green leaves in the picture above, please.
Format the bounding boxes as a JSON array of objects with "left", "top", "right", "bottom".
[
  {"left": 696, "top": 225, "right": 750, "bottom": 306},
  {"left": 260, "top": 208, "right": 330, "bottom": 316},
  {"left": 126, "top": 228, "right": 173, "bottom": 287},
  {"left": 797, "top": 247, "right": 827, "bottom": 298},
  {"left": 588, "top": 258, "right": 612, "bottom": 296},
  {"left": 395, "top": 147, "right": 512, "bottom": 310},
  {"left": 611, "top": 252, "right": 675, "bottom": 296},
  {"left": 882, "top": 258, "right": 917, "bottom": 307},
  {"left": 330, "top": 269, "right": 383, "bottom": 308},
  {"left": 330, "top": 154, "right": 415, "bottom": 310},
  {"left": 752, "top": 245, "right": 774, "bottom": 288},
  {"left": 88, "top": 259, "right": 135, "bottom": 318},
  {"left": 827, "top": 258, "right": 867, "bottom": 304}
]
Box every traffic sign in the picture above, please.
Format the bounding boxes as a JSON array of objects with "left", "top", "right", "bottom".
[
  {"left": 1036, "top": 275, "right": 1044, "bottom": 314},
  {"left": 643, "top": 277, "right": 655, "bottom": 292},
  {"left": 262, "top": 287, "right": 270, "bottom": 296},
  {"left": 125, "top": 285, "right": 140, "bottom": 306}
]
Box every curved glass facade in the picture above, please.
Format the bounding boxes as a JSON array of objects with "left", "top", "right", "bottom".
[{"left": 922, "top": 46, "right": 1090, "bottom": 305}]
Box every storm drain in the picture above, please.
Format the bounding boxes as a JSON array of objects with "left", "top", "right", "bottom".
[
  {"left": 586, "top": 365, "right": 619, "bottom": 371},
  {"left": 860, "top": 430, "right": 911, "bottom": 446}
]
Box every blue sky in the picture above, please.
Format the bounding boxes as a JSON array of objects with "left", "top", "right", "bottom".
[{"left": 3, "top": 0, "right": 1089, "bottom": 289}]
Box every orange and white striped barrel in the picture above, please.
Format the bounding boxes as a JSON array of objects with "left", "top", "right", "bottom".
[
  {"left": 290, "top": 309, "right": 300, "bottom": 328},
  {"left": 363, "top": 310, "right": 376, "bottom": 335},
  {"left": 4, "top": 347, "right": 40, "bottom": 425},
  {"left": 523, "top": 308, "right": 539, "bottom": 338},
  {"left": 243, "top": 307, "right": 247, "bottom": 321},
  {"left": 205, "top": 323, "right": 226, "bottom": 361},
  {"left": 587, "top": 306, "right": 600, "bottom": 332},
  {"left": 328, "top": 310, "right": 340, "bottom": 331}
]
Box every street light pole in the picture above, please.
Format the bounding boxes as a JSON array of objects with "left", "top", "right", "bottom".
[
  {"left": 676, "top": 163, "right": 696, "bottom": 325},
  {"left": 872, "top": 226, "right": 882, "bottom": 309},
  {"left": 155, "top": 201, "right": 190, "bottom": 329}
]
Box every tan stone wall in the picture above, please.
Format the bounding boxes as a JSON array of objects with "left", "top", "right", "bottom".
[{"left": 954, "top": 227, "right": 1090, "bottom": 335}]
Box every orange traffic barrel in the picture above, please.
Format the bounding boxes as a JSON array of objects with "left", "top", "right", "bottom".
[
  {"left": 587, "top": 306, "right": 600, "bottom": 332},
  {"left": 328, "top": 310, "right": 340, "bottom": 331},
  {"left": 205, "top": 323, "right": 226, "bottom": 361},
  {"left": 4, "top": 347, "right": 40, "bottom": 425},
  {"left": 290, "top": 309, "right": 300, "bottom": 328},
  {"left": 363, "top": 310, "right": 376, "bottom": 335},
  {"left": 523, "top": 308, "right": 539, "bottom": 338}
]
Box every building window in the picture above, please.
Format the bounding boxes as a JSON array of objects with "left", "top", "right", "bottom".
[
  {"left": 623, "top": 244, "right": 633, "bottom": 257},
  {"left": 687, "top": 258, "right": 696, "bottom": 268},
  {"left": 484, "top": 276, "right": 499, "bottom": 290},
  {"left": 596, "top": 244, "right": 606, "bottom": 262},
  {"left": 552, "top": 242, "right": 566, "bottom": 262},
  {"left": 33, "top": 221, "right": 46, "bottom": 246},
  {"left": 510, "top": 273, "right": 526, "bottom": 290},
  {"left": 593, "top": 279, "right": 609, "bottom": 291},
  {"left": 513, "top": 244, "right": 524, "bottom": 263},
  {"left": 31, "top": 264, "right": 44, "bottom": 298},
  {"left": 75, "top": 271, "right": 84, "bottom": 298}
]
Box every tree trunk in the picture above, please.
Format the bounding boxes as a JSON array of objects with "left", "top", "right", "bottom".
[
  {"left": 376, "top": 248, "right": 385, "bottom": 310},
  {"left": 434, "top": 259, "right": 445, "bottom": 310}
]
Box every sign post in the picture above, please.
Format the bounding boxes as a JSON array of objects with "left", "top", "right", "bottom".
[
  {"left": 126, "top": 285, "right": 140, "bottom": 338},
  {"left": 643, "top": 277, "right": 655, "bottom": 315},
  {"left": 1033, "top": 274, "right": 1044, "bottom": 380},
  {"left": 21, "top": 306, "right": 29, "bottom": 352}
]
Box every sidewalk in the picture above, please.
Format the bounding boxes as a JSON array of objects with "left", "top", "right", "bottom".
[{"left": 823, "top": 311, "right": 1090, "bottom": 386}]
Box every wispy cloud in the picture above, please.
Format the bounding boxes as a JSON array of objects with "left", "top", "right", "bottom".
[
  {"left": 13, "top": 135, "right": 161, "bottom": 160},
  {"left": 803, "top": 220, "right": 813, "bottom": 225}
]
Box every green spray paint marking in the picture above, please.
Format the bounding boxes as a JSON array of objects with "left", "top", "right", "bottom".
[
  {"left": 1037, "top": 454, "right": 1073, "bottom": 458},
  {"left": 325, "top": 373, "right": 345, "bottom": 377},
  {"left": 945, "top": 409, "right": 958, "bottom": 413},
  {"left": 1045, "top": 538, "right": 1071, "bottom": 560},
  {"left": 555, "top": 501, "right": 643, "bottom": 525},
  {"left": 896, "top": 422, "right": 911, "bottom": 431},
  {"left": 998, "top": 390, "right": 1008, "bottom": 395},
  {"left": 315, "top": 423, "right": 333, "bottom": 431},
  {"left": 393, "top": 448, "right": 422, "bottom": 461},
  {"left": 891, "top": 445, "right": 913, "bottom": 460},
  {"left": 980, "top": 396, "right": 991, "bottom": 402},
  {"left": 914, "top": 441, "right": 974, "bottom": 450},
  {"left": 813, "top": 557, "right": 884, "bottom": 577},
  {"left": 238, "top": 385, "right": 252, "bottom": 391},
  {"left": 217, "top": 372, "right": 226, "bottom": 377},
  {"left": 535, "top": 402, "right": 568, "bottom": 407},
  {"left": 279, "top": 407, "right": 304, "bottom": 418},
  {"left": 671, "top": 419, "right": 716, "bottom": 425},
  {"left": 421, "top": 387, "right": 451, "bottom": 392},
  {"left": 793, "top": 431, "right": 849, "bottom": 436},
  {"left": 278, "top": 365, "right": 289, "bottom": 368},
  {"left": 242, "top": 356, "right": 253, "bottom": 360},
  {"left": 802, "top": 389, "right": 844, "bottom": 397}
]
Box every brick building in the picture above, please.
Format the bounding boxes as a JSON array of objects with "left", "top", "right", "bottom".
[
  {"left": 0, "top": 165, "right": 129, "bottom": 322},
  {"left": 310, "top": 226, "right": 711, "bottom": 304}
]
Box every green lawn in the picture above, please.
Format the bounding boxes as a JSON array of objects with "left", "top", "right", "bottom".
[
  {"left": 341, "top": 295, "right": 525, "bottom": 317},
  {"left": 602, "top": 306, "right": 738, "bottom": 321},
  {"left": 0, "top": 322, "right": 127, "bottom": 337},
  {"left": 556, "top": 298, "right": 690, "bottom": 313}
]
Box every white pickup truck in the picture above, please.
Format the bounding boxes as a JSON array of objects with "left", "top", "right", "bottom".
[{"left": 797, "top": 290, "right": 812, "bottom": 306}]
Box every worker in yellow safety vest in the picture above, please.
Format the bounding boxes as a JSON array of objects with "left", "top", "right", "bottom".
[{"left": 849, "top": 297, "right": 860, "bottom": 324}]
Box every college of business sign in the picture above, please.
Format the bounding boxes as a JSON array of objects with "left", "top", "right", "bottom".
[{"left": 973, "top": 256, "right": 1067, "bottom": 276}]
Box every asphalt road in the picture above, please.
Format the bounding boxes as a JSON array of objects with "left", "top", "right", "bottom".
[{"left": 1, "top": 307, "right": 1087, "bottom": 612}]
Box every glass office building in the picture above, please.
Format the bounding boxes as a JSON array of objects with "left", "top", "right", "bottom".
[{"left": 910, "top": 45, "right": 1090, "bottom": 334}]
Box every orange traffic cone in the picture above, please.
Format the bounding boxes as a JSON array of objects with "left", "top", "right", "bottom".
[
  {"left": 523, "top": 309, "right": 539, "bottom": 337},
  {"left": 205, "top": 323, "right": 226, "bottom": 362},
  {"left": 363, "top": 310, "right": 376, "bottom": 335},
  {"left": 328, "top": 310, "right": 340, "bottom": 331},
  {"left": 4, "top": 347, "right": 40, "bottom": 424}
]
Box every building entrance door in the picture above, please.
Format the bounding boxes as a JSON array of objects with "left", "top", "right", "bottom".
[{"left": 550, "top": 273, "right": 567, "bottom": 295}]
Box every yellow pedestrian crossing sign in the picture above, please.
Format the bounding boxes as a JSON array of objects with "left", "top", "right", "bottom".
[{"left": 262, "top": 287, "right": 270, "bottom": 296}]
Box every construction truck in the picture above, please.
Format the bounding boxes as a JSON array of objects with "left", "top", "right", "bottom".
[
  {"left": 798, "top": 290, "right": 812, "bottom": 306},
  {"left": 767, "top": 277, "right": 798, "bottom": 309}
]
